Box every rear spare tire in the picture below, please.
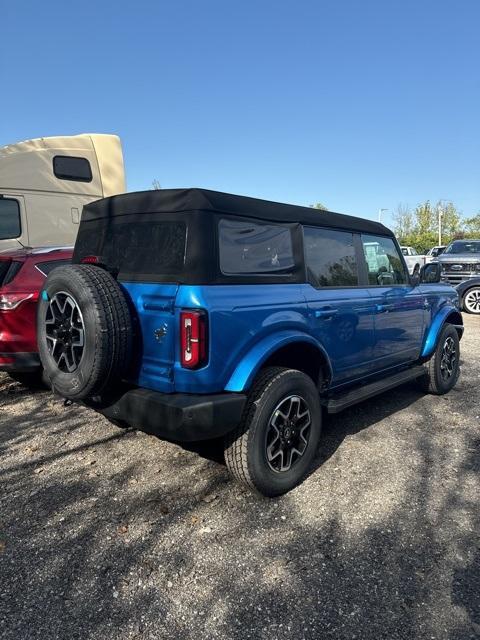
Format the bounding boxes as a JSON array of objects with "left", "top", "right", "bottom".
[{"left": 37, "top": 264, "right": 133, "bottom": 400}]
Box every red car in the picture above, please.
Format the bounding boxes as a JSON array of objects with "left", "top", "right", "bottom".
[{"left": 0, "top": 246, "right": 72, "bottom": 386}]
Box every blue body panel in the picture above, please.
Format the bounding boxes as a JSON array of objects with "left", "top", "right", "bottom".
[
  {"left": 365, "top": 285, "right": 425, "bottom": 369},
  {"left": 174, "top": 284, "right": 309, "bottom": 394},
  {"left": 119, "top": 279, "right": 461, "bottom": 396},
  {"left": 120, "top": 282, "right": 179, "bottom": 393},
  {"left": 225, "top": 330, "right": 331, "bottom": 392},
  {"left": 418, "top": 283, "right": 463, "bottom": 358},
  {"left": 300, "top": 283, "right": 376, "bottom": 385}
]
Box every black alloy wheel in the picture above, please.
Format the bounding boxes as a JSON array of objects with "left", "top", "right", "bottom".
[
  {"left": 265, "top": 394, "right": 312, "bottom": 473},
  {"left": 45, "top": 292, "right": 85, "bottom": 373}
]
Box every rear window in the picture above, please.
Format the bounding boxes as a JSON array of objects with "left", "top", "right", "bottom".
[
  {"left": 0, "top": 198, "right": 21, "bottom": 240},
  {"left": 75, "top": 220, "right": 187, "bottom": 279},
  {"left": 53, "top": 156, "right": 92, "bottom": 182},
  {"left": 218, "top": 218, "right": 294, "bottom": 275}
]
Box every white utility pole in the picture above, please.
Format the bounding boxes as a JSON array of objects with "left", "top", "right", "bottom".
[
  {"left": 378, "top": 208, "right": 388, "bottom": 223},
  {"left": 438, "top": 205, "right": 443, "bottom": 246}
]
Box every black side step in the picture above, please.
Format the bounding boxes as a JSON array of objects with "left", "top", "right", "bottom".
[{"left": 323, "top": 365, "right": 425, "bottom": 414}]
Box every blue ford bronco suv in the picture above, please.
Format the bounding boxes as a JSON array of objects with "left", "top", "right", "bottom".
[{"left": 37, "top": 189, "right": 463, "bottom": 496}]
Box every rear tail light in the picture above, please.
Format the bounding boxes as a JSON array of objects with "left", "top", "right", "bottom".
[
  {"left": 0, "top": 292, "right": 38, "bottom": 311},
  {"left": 81, "top": 255, "right": 100, "bottom": 264},
  {"left": 180, "top": 310, "right": 208, "bottom": 369}
]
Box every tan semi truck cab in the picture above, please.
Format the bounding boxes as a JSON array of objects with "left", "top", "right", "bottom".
[{"left": 0, "top": 133, "right": 125, "bottom": 250}]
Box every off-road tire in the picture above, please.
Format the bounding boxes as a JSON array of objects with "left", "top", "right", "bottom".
[
  {"left": 37, "top": 264, "right": 133, "bottom": 401},
  {"left": 224, "top": 367, "right": 322, "bottom": 497},
  {"left": 420, "top": 324, "right": 460, "bottom": 395}
]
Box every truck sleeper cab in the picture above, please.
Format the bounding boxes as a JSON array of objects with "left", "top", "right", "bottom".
[
  {"left": 37, "top": 189, "right": 463, "bottom": 496},
  {"left": 0, "top": 133, "right": 125, "bottom": 252}
]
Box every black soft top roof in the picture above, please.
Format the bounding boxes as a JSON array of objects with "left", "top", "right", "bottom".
[{"left": 82, "top": 188, "right": 393, "bottom": 236}]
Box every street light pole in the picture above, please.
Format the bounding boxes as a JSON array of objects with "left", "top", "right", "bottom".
[
  {"left": 438, "top": 206, "right": 443, "bottom": 246},
  {"left": 437, "top": 199, "right": 450, "bottom": 246},
  {"left": 378, "top": 208, "right": 388, "bottom": 223}
]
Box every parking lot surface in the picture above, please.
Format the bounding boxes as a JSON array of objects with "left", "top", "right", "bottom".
[{"left": 0, "top": 315, "right": 479, "bottom": 640}]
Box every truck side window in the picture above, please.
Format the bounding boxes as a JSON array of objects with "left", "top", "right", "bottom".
[
  {"left": 304, "top": 227, "right": 358, "bottom": 287},
  {"left": 0, "top": 198, "right": 21, "bottom": 240},
  {"left": 53, "top": 156, "right": 92, "bottom": 182},
  {"left": 218, "top": 218, "right": 294, "bottom": 275},
  {"left": 362, "top": 235, "right": 408, "bottom": 285}
]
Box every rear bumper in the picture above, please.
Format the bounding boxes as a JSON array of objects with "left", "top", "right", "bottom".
[
  {"left": 0, "top": 352, "right": 40, "bottom": 372},
  {"left": 88, "top": 388, "right": 247, "bottom": 442}
]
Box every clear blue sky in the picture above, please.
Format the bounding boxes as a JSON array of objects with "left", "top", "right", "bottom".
[{"left": 2, "top": 0, "right": 479, "bottom": 225}]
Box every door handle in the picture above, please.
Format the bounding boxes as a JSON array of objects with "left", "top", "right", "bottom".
[
  {"left": 375, "top": 303, "right": 394, "bottom": 314},
  {"left": 315, "top": 307, "right": 338, "bottom": 320}
]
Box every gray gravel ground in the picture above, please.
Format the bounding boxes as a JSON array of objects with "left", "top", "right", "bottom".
[{"left": 0, "top": 315, "right": 479, "bottom": 640}]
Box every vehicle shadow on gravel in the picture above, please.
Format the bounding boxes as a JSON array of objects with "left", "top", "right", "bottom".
[
  {"left": 318, "top": 382, "right": 425, "bottom": 463},
  {"left": 0, "top": 372, "right": 479, "bottom": 640},
  {"left": 167, "top": 384, "right": 426, "bottom": 469}
]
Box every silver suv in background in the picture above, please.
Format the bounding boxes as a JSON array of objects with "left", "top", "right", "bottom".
[{"left": 436, "top": 239, "right": 480, "bottom": 285}]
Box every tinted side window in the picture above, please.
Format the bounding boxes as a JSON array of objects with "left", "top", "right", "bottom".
[
  {"left": 219, "top": 219, "right": 294, "bottom": 275},
  {"left": 75, "top": 220, "right": 186, "bottom": 279},
  {"left": 36, "top": 259, "right": 71, "bottom": 277},
  {"left": 304, "top": 227, "right": 358, "bottom": 287},
  {"left": 0, "top": 198, "right": 21, "bottom": 239},
  {"left": 362, "top": 234, "right": 408, "bottom": 285},
  {"left": 53, "top": 156, "right": 92, "bottom": 182}
]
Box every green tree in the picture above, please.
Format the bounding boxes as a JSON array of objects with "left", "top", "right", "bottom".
[
  {"left": 464, "top": 213, "right": 480, "bottom": 237},
  {"left": 435, "top": 200, "right": 462, "bottom": 238},
  {"left": 402, "top": 201, "right": 437, "bottom": 252},
  {"left": 415, "top": 201, "right": 435, "bottom": 236},
  {"left": 309, "top": 202, "right": 328, "bottom": 211},
  {"left": 393, "top": 199, "right": 471, "bottom": 251},
  {"left": 393, "top": 204, "right": 415, "bottom": 239}
]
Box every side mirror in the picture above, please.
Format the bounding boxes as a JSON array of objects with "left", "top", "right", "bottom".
[{"left": 420, "top": 263, "right": 441, "bottom": 284}]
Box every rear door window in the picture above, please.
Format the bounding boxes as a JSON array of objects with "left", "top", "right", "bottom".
[
  {"left": 218, "top": 218, "right": 294, "bottom": 275},
  {"left": 0, "top": 198, "right": 21, "bottom": 239},
  {"left": 361, "top": 234, "right": 408, "bottom": 285},
  {"left": 304, "top": 227, "right": 358, "bottom": 287}
]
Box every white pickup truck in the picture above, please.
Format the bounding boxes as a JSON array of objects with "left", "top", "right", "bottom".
[
  {"left": 400, "top": 246, "right": 427, "bottom": 275},
  {"left": 425, "top": 245, "right": 446, "bottom": 263}
]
